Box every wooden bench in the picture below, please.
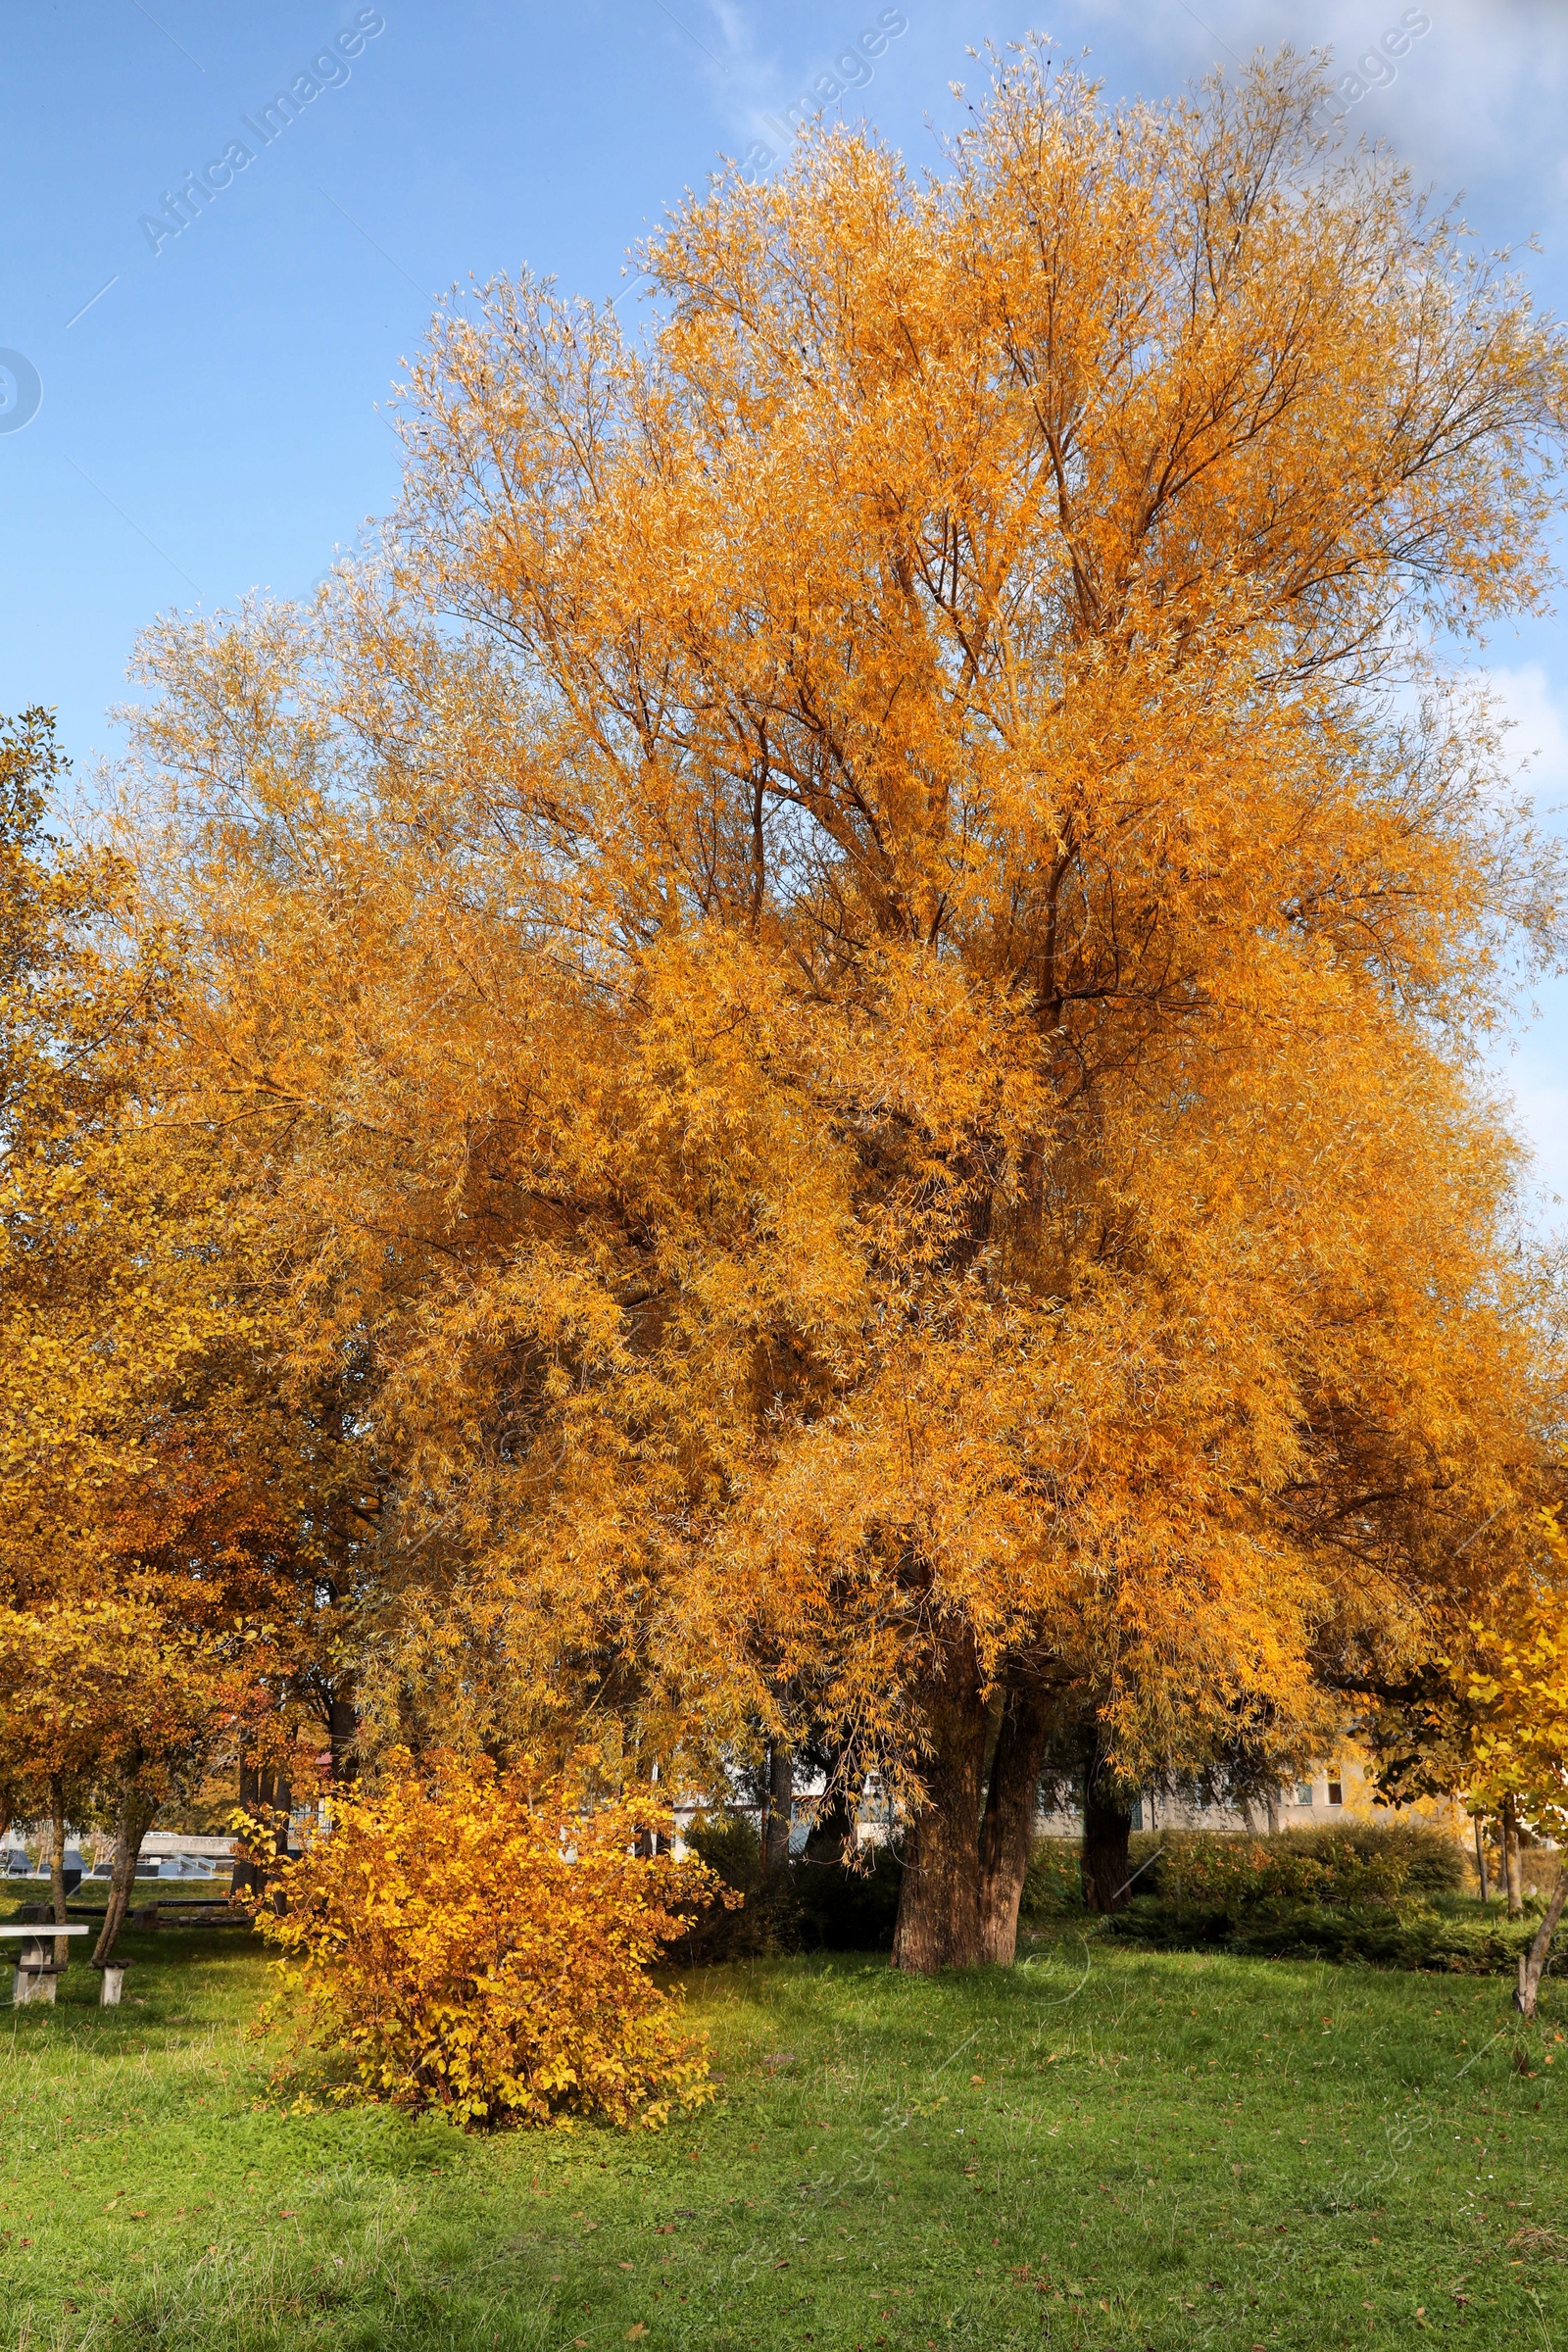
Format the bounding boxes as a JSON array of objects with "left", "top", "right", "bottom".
[{"left": 0, "top": 1923, "right": 91, "bottom": 2004}]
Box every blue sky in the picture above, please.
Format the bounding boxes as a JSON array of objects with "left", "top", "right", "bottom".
[{"left": 4, "top": 0, "right": 1568, "bottom": 1202}]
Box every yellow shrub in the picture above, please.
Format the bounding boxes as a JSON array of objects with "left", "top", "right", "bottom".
[{"left": 243, "top": 1750, "right": 729, "bottom": 2130}]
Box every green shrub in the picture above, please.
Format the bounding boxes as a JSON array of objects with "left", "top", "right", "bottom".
[
  {"left": 1271, "top": 1821, "right": 1468, "bottom": 1897},
  {"left": 670, "top": 1817, "right": 904, "bottom": 1959},
  {"left": 1089, "top": 1821, "right": 1509, "bottom": 1972},
  {"left": 1106, "top": 1895, "right": 1534, "bottom": 1973},
  {"left": 794, "top": 1844, "right": 905, "bottom": 1951},
  {"left": 1149, "top": 1832, "right": 1408, "bottom": 1914}
]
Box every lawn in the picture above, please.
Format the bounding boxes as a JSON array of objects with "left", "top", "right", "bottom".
[{"left": 1, "top": 1896, "right": 1566, "bottom": 2350}]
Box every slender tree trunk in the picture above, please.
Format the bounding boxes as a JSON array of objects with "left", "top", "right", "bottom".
[
  {"left": 327, "top": 1686, "right": 359, "bottom": 1783},
  {"left": 233, "top": 1754, "right": 291, "bottom": 1905},
  {"left": 91, "top": 1785, "right": 159, "bottom": 1968},
  {"left": 977, "top": 1685, "right": 1052, "bottom": 1965},
  {"left": 1081, "top": 1750, "right": 1134, "bottom": 1914},
  {"left": 232, "top": 1751, "right": 266, "bottom": 1901},
  {"left": 1475, "top": 1817, "right": 1491, "bottom": 1903},
  {"left": 48, "top": 1777, "right": 69, "bottom": 1968},
  {"left": 1515, "top": 1873, "right": 1568, "bottom": 2019},
  {"left": 762, "top": 1740, "right": 793, "bottom": 1874},
  {"left": 892, "top": 1631, "right": 988, "bottom": 1975},
  {"left": 1503, "top": 1794, "right": 1524, "bottom": 1920},
  {"left": 270, "top": 1771, "right": 294, "bottom": 1916},
  {"left": 803, "top": 1734, "right": 858, "bottom": 1869}
]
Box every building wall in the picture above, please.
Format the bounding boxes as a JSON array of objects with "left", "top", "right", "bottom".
[{"left": 1040, "top": 1747, "right": 1475, "bottom": 1843}]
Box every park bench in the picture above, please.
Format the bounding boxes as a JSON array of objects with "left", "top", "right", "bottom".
[{"left": 0, "top": 1919, "right": 128, "bottom": 2013}]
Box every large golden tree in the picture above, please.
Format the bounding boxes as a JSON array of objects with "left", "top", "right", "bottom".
[{"left": 120, "top": 52, "right": 1568, "bottom": 1968}]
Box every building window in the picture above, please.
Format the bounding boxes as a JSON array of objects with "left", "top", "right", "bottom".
[
  {"left": 1326, "top": 1781, "right": 1344, "bottom": 1807},
  {"left": 1295, "top": 1783, "right": 1314, "bottom": 1806}
]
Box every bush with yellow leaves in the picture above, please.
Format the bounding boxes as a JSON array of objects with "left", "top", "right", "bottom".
[{"left": 242, "top": 1750, "right": 729, "bottom": 2130}]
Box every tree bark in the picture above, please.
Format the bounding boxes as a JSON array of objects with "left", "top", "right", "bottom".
[
  {"left": 231, "top": 1759, "right": 268, "bottom": 1900},
  {"left": 326, "top": 1686, "right": 359, "bottom": 1783},
  {"left": 977, "top": 1684, "right": 1052, "bottom": 1965},
  {"left": 48, "top": 1778, "right": 70, "bottom": 1968},
  {"left": 1503, "top": 1793, "right": 1524, "bottom": 1920},
  {"left": 233, "top": 1753, "right": 291, "bottom": 1905},
  {"left": 91, "top": 1785, "right": 159, "bottom": 1968},
  {"left": 1515, "top": 1873, "right": 1568, "bottom": 2019},
  {"left": 892, "top": 1631, "right": 988, "bottom": 1974},
  {"left": 762, "top": 1740, "right": 793, "bottom": 1873},
  {"left": 267, "top": 1770, "right": 294, "bottom": 1914},
  {"left": 1081, "top": 1751, "right": 1134, "bottom": 1914},
  {"left": 1474, "top": 1816, "right": 1491, "bottom": 1903}
]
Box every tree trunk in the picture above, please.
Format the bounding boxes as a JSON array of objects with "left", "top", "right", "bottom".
[
  {"left": 327, "top": 1686, "right": 359, "bottom": 1783},
  {"left": 233, "top": 1754, "right": 292, "bottom": 1906},
  {"left": 268, "top": 1771, "right": 294, "bottom": 1913},
  {"left": 232, "top": 1751, "right": 266, "bottom": 1901},
  {"left": 91, "top": 1785, "right": 159, "bottom": 1968},
  {"left": 1515, "top": 1874, "right": 1568, "bottom": 2019},
  {"left": 803, "top": 1734, "right": 858, "bottom": 1869},
  {"left": 892, "top": 1632, "right": 988, "bottom": 1975},
  {"left": 48, "top": 1777, "right": 70, "bottom": 1968},
  {"left": 762, "top": 1740, "right": 793, "bottom": 1873},
  {"left": 1082, "top": 1752, "right": 1134, "bottom": 1914},
  {"left": 977, "top": 1684, "right": 1052, "bottom": 1965},
  {"left": 1474, "top": 1816, "right": 1491, "bottom": 1903},
  {"left": 1503, "top": 1794, "right": 1524, "bottom": 1920}
]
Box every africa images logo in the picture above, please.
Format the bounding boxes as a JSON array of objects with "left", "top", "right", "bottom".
[
  {"left": 138, "top": 8, "right": 386, "bottom": 256},
  {"left": 0, "top": 350, "right": 42, "bottom": 434}
]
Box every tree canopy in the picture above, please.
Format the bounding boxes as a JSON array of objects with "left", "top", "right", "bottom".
[{"left": 9, "top": 47, "right": 1568, "bottom": 1973}]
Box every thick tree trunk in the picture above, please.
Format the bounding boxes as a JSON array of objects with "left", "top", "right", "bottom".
[
  {"left": 1503, "top": 1794, "right": 1524, "bottom": 1920},
  {"left": 762, "top": 1740, "right": 793, "bottom": 1873},
  {"left": 892, "top": 1632, "right": 988, "bottom": 1975},
  {"left": 48, "top": 1778, "right": 70, "bottom": 1968},
  {"left": 91, "top": 1785, "right": 159, "bottom": 1968},
  {"left": 977, "top": 1685, "right": 1053, "bottom": 1965},
  {"left": 1081, "top": 1753, "right": 1134, "bottom": 1914}
]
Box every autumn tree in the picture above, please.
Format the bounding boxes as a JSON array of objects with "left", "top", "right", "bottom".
[
  {"left": 1367, "top": 1504, "right": 1568, "bottom": 1997},
  {"left": 117, "top": 50, "right": 1568, "bottom": 1970},
  {"left": 0, "top": 710, "right": 374, "bottom": 1954}
]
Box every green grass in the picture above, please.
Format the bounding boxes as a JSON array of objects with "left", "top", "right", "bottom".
[{"left": 2, "top": 1899, "right": 1567, "bottom": 2350}]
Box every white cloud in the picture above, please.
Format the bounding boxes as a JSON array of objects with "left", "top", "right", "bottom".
[
  {"left": 1054, "top": 0, "right": 1568, "bottom": 240},
  {"left": 1468, "top": 662, "right": 1568, "bottom": 812}
]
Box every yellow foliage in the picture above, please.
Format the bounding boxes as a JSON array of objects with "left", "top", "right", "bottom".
[
  {"left": 246, "top": 1751, "right": 730, "bottom": 2130},
  {"left": 106, "top": 49, "right": 1568, "bottom": 1966},
  {"left": 1456, "top": 1510, "right": 1568, "bottom": 1834}
]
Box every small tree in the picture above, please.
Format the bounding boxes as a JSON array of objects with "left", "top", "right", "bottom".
[{"left": 1458, "top": 1516, "right": 1568, "bottom": 2016}]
